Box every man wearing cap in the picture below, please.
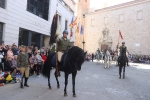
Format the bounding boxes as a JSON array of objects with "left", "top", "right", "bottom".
[
  {"left": 97, "top": 48, "right": 100, "bottom": 54},
  {"left": 57, "top": 30, "right": 72, "bottom": 63},
  {"left": 17, "top": 45, "right": 30, "bottom": 88},
  {"left": 118, "top": 42, "right": 129, "bottom": 66}
]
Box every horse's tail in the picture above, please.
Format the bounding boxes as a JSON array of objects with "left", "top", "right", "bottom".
[{"left": 42, "top": 52, "right": 55, "bottom": 78}]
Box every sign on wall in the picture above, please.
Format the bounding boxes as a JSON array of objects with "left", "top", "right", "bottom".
[{"left": 135, "top": 43, "right": 140, "bottom": 47}]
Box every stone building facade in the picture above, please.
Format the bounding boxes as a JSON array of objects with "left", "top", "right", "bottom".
[
  {"left": 77, "top": 0, "right": 150, "bottom": 55},
  {"left": 75, "top": 0, "right": 90, "bottom": 49}
]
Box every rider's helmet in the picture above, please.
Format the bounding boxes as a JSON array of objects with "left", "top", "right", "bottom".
[
  {"left": 122, "top": 42, "right": 125, "bottom": 44},
  {"left": 63, "top": 30, "right": 68, "bottom": 34}
]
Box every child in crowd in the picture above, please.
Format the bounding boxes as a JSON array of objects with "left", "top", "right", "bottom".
[
  {"left": 0, "top": 68, "right": 6, "bottom": 86},
  {"left": 42, "top": 52, "right": 47, "bottom": 63}
]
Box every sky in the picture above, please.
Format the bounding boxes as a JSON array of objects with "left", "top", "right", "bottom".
[{"left": 90, "top": 0, "right": 133, "bottom": 9}]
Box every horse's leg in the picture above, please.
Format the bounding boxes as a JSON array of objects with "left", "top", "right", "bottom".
[
  {"left": 107, "top": 60, "right": 109, "bottom": 68},
  {"left": 119, "top": 65, "right": 122, "bottom": 79},
  {"left": 64, "top": 72, "right": 69, "bottom": 96},
  {"left": 109, "top": 60, "right": 110, "bottom": 68},
  {"left": 72, "top": 71, "right": 77, "bottom": 97},
  {"left": 108, "top": 58, "right": 110, "bottom": 68},
  {"left": 104, "top": 59, "right": 106, "bottom": 68},
  {"left": 48, "top": 74, "right": 51, "bottom": 89},
  {"left": 123, "top": 65, "right": 125, "bottom": 79},
  {"left": 54, "top": 71, "right": 60, "bottom": 88}
]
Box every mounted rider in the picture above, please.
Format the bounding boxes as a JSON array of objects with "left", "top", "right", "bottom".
[
  {"left": 103, "top": 47, "right": 110, "bottom": 60},
  {"left": 57, "top": 30, "right": 72, "bottom": 63},
  {"left": 118, "top": 42, "right": 129, "bottom": 66},
  {"left": 96, "top": 48, "right": 101, "bottom": 60},
  {"left": 104, "top": 47, "right": 109, "bottom": 55},
  {"left": 96, "top": 48, "right": 101, "bottom": 54}
]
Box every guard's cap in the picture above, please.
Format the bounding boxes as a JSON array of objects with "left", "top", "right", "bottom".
[
  {"left": 122, "top": 42, "right": 125, "bottom": 44},
  {"left": 21, "top": 45, "right": 26, "bottom": 48}
]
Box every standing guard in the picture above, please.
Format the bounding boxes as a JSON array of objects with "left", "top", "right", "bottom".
[{"left": 17, "top": 45, "right": 30, "bottom": 88}]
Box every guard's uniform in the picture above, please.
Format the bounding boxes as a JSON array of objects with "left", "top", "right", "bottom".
[
  {"left": 17, "top": 45, "right": 30, "bottom": 88},
  {"left": 57, "top": 31, "right": 72, "bottom": 62},
  {"left": 119, "top": 46, "right": 127, "bottom": 56},
  {"left": 97, "top": 50, "right": 100, "bottom": 54},
  {"left": 118, "top": 43, "right": 129, "bottom": 66}
]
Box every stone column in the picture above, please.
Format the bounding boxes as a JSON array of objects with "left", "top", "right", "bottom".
[
  {"left": 28, "top": 31, "right": 32, "bottom": 46},
  {"left": 39, "top": 34, "right": 43, "bottom": 48}
]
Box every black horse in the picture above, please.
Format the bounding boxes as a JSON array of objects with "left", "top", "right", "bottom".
[
  {"left": 42, "top": 46, "right": 86, "bottom": 97},
  {"left": 118, "top": 47, "right": 127, "bottom": 79}
]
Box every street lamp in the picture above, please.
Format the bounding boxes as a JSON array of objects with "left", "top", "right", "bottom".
[{"left": 82, "top": 14, "right": 86, "bottom": 51}]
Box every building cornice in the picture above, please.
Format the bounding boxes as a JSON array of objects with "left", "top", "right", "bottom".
[
  {"left": 57, "top": 0, "right": 74, "bottom": 15},
  {"left": 86, "top": 0, "right": 150, "bottom": 16}
]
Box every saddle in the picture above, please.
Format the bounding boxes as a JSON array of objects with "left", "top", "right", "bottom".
[{"left": 51, "top": 52, "right": 67, "bottom": 70}]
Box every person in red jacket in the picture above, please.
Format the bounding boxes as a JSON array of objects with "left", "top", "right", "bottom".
[{"left": 41, "top": 52, "right": 47, "bottom": 63}]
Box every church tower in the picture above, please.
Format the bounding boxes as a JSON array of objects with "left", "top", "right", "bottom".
[{"left": 76, "top": 0, "right": 90, "bottom": 50}]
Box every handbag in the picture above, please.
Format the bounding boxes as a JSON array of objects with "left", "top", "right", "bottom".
[{"left": 37, "top": 60, "right": 42, "bottom": 65}]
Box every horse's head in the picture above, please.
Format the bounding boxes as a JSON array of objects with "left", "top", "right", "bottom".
[{"left": 75, "top": 51, "right": 87, "bottom": 71}]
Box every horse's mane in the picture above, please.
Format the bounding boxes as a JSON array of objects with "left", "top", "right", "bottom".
[
  {"left": 64, "top": 46, "right": 85, "bottom": 73},
  {"left": 42, "top": 52, "right": 55, "bottom": 77}
]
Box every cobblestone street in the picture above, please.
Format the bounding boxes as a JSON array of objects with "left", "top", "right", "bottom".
[{"left": 0, "top": 61, "right": 150, "bottom": 100}]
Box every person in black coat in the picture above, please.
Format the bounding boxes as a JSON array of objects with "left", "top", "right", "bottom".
[
  {"left": 4, "top": 56, "right": 15, "bottom": 73},
  {"left": 92, "top": 53, "right": 94, "bottom": 62},
  {"left": 0, "top": 44, "right": 7, "bottom": 63}
]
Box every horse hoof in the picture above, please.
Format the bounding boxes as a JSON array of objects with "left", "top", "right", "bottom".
[
  {"left": 64, "top": 93, "right": 67, "bottom": 96},
  {"left": 119, "top": 77, "right": 121, "bottom": 79},
  {"left": 73, "top": 94, "right": 77, "bottom": 97},
  {"left": 57, "top": 85, "right": 60, "bottom": 88}
]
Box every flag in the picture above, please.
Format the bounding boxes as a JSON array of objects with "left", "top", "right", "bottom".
[
  {"left": 70, "top": 29, "right": 73, "bottom": 37},
  {"left": 56, "top": 15, "right": 61, "bottom": 40},
  {"left": 76, "top": 23, "right": 79, "bottom": 34},
  {"left": 49, "top": 13, "right": 58, "bottom": 45},
  {"left": 80, "top": 25, "right": 84, "bottom": 34},
  {"left": 69, "top": 18, "right": 77, "bottom": 28},
  {"left": 119, "top": 30, "right": 123, "bottom": 39},
  {"left": 70, "top": 17, "right": 74, "bottom": 27}
]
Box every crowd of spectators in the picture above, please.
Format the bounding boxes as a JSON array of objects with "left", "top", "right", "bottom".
[
  {"left": 85, "top": 51, "right": 150, "bottom": 64},
  {"left": 128, "top": 54, "right": 150, "bottom": 64},
  {"left": 0, "top": 43, "right": 51, "bottom": 86}
]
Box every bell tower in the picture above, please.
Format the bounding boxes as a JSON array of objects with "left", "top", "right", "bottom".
[
  {"left": 77, "top": 0, "right": 90, "bottom": 24},
  {"left": 76, "top": 0, "right": 90, "bottom": 50}
]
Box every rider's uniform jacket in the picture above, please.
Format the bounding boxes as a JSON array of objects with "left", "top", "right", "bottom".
[
  {"left": 57, "top": 37, "right": 72, "bottom": 53},
  {"left": 119, "top": 46, "right": 127, "bottom": 56}
]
